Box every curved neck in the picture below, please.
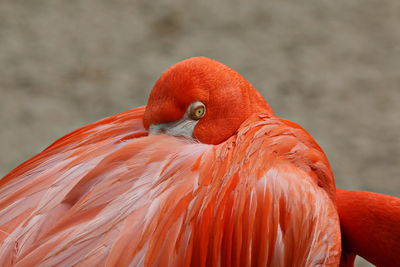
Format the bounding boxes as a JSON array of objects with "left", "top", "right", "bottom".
[{"left": 336, "top": 189, "right": 400, "bottom": 267}]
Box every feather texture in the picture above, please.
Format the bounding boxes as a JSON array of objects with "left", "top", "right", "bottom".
[{"left": 0, "top": 106, "right": 340, "bottom": 266}]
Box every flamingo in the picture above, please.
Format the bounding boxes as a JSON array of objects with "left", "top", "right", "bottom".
[{"left": 0, "top": 57, "right": 398, "bottom": 266}]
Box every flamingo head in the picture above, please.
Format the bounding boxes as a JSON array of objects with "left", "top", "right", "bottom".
[{"left": 143, "top": 57, "right": 273, "bottom": 145}]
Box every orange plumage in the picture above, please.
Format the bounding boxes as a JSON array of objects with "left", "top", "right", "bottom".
[
  {"left": 337, "top": 189, "right": 400, "bottom": 267},
  {"left": 0, "top": 57, "right": 398, "bottom": 266}
]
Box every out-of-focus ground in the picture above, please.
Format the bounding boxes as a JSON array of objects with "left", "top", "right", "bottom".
[{"left": 0, "top": 1, "right": 399, "bottom": 266}]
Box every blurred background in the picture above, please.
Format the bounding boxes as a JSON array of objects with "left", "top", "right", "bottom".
[{"left": 0, "top": 1, "right": 399, "bottom": 265}]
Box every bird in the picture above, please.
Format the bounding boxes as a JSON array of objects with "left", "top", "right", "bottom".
[{"left": 0, "top": 56, "right": 398, "bottom": 266}]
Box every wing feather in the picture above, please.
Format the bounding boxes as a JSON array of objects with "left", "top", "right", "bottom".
[{"left": 0, "top": 109, "right": 340, "bottom": 266}]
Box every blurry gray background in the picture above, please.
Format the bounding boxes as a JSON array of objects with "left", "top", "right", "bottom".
[{"left": 0, "top": 1, "right": 399, "bottom": 265}]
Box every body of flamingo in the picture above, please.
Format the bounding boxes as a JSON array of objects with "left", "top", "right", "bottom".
[{"left": 0, "top": 57, "right": 398, "bottom": 266}]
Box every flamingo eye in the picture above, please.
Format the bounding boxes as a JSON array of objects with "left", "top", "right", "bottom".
[{"left": 189, "top": 102, "right": 206, "bottom": 120}]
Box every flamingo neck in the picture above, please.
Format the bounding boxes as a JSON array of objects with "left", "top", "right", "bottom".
[{"left": 336, "top": 189, "right": 400, "bottom": 267}]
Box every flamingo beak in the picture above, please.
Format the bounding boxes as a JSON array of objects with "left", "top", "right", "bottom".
[{"left": 148, "top": 118, "right": 198, "bottom": 139}]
